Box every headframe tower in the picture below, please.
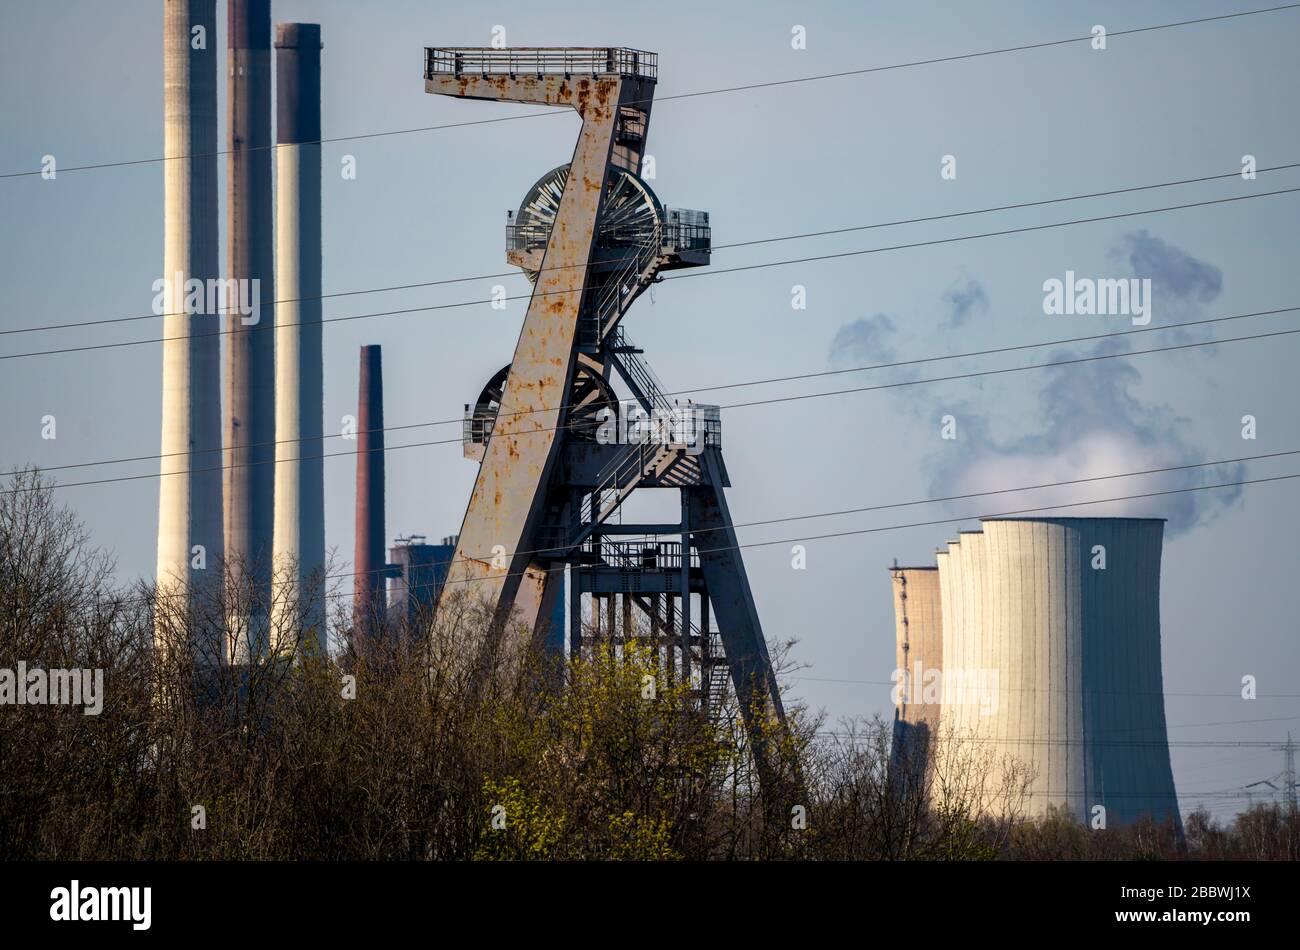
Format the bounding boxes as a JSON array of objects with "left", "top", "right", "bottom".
[{"left": 423, "top": 47, "right": 785, "bottom": 737}]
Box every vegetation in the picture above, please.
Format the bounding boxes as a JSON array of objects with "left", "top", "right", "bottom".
[{"left": 1, "top": 469, "right": 1295, "bottom": 861}]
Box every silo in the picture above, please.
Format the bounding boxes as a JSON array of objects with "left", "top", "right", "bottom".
[
  {"left": 157, "top": 0, "right": 223, "bottom": 663},
  {"left": 937, "top": 517, "right": 1179, "bottom": 827},
  {"left": 270, "top": 23, "right": 324, "bottom": 655}
]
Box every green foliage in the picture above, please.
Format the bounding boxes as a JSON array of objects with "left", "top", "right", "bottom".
[{"left": 474, "top": 777, "right": 566, "bottom": 860}]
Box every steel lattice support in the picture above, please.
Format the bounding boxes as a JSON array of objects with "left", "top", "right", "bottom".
[{"left": 424, "top": 47, "right": 786, "bottom": 751}]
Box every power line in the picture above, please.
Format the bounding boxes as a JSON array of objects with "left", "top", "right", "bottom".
[
  {"left": 183, "top": 448, "right": 1300, "bottom": 595},
  {"left": 693, "top": 470, "right": 1300, "bottom": 558},
  {"left": 717, "top": 321, "right": 1300, "bottom": 414},
  {"left": 304, "top": 466, "right": 1300, "bottom": 600},
  {"left": 4, "top": 4, "right": 1295, "bottom": 180},
  {"left": 6, "top": 160, "right": 1295, "bottom": 339},
  {"left": 492, "top": 447, "right": 1294, "bottom": 568},
  {"left": 814, "top": 731, "right": 1287, "bottom": 749},
  {"left": 4, "top": 186, "right": 1296, "bottom": 363},
  {"left": 791, "top": 675, "right": 1300, "bottom": 700},
  {"left": 67, "top": 459, "right": 1300, "bottom": 610},
  {"left": 676, "top": 187, "right": 1299, "bottom": 287},
  {"left": 10, "top": 318, "right": 1297, "bottom": 494},
  {"left": 1170, "top": 715, "right": 1300, "bottom": 730},
  {"left": 20, "top": 304, "right": 1298, "bottom": 478}
]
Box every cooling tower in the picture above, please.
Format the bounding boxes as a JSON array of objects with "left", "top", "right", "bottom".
[
  {"left": 270, "top": 23, "right": 324, "bottom": 655},
  {"left": 889, "top": 567, "right": 943, "bottom": 737},
  {"left": 224, "top": 0, "right": 276, "bottom": 660},
  {"left": 157, "top": 0, "right": 223, "bottom": 662},
  {"left": 354, "top": 346, "right": 386, "bottom": 642},
  {"left": 937, "top": 517, "right": 1179, "bottom": 827}
]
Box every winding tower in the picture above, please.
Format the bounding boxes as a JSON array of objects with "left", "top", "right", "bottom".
[{"left": 424, "top": 47, "right": 784, "bottom": 730}]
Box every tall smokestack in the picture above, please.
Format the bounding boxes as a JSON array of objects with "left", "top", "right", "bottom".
[
  {"left": 157, "top": 0, "right": 223, "bottom": 663},
  {"left": 224, "top": 0, "right": 276, "bottom": 661},
  {"left": 270, "top": 23, "right": 324, "bottom": 655},
  {"left": 354, "top": 345, "right": 386, "bottom": 643}
]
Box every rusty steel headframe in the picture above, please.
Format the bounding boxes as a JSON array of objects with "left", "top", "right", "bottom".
[
  {"left": 424, "top": 47, "right": 793, "bottom": 792},
  {"left": 426, "top": 49, "right": 656, "bottom": 650}
]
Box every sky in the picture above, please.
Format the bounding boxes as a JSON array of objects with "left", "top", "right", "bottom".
[{"left": 2, "top": 0, "right": 1298, "bottom": 820}]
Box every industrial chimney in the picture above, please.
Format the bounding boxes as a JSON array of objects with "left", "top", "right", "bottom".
[
  {"left": 157, "top": 0, "right": 223, "bottom": 663},
  {"left": 354, "top": 345, "right": 387, "bottom": 644},
  {"left": 270, "top": 23, "right": 324, "bottom": 656},
  {"left": 224, "top": 0, "right": 276, "bottom": 661}
]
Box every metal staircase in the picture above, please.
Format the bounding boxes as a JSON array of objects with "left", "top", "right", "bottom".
[
  {"left": 573, "top": 440, "right": 681, "bottom": 548},
  {"left": 608, "top": 325, "right": 674, "bottom": 418},
  {"left": 581, "top": 224, "right": 664, "bottom": 349},
  {"left": 648, "top": 593, "right": 731, "bottom": 712}
]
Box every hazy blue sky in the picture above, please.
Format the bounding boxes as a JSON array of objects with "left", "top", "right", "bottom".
[{"left": 2, "top": 1, "right": 1298, "bottom": 818}]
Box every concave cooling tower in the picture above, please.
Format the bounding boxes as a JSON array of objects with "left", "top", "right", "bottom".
[{"left": 935, "top": 517, "right": 1180, "bottom": 827}]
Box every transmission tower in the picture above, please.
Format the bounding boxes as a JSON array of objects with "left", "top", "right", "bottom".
[
  {"left": 1244, "top": 733, "right": 1299, "bottom": 813},
  {"left": 423, "top": 46, "right": 785, "bottom": 738}
]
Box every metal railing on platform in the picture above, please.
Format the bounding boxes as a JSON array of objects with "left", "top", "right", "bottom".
[
  {"left": 463, "top": 405, "right": 495, "bottom": 448},
  {"left": 426, "top": 47, "right": 657, "bottom": 81},
  {"left": 587, "top": 540, "right": 699, "bottom": 571},
  {"left": 507, "top": 210, "right": 709, "bottom": 257}
]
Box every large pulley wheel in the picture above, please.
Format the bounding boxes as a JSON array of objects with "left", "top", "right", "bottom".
[
  {"left": 471, "top": 360, "right": 615, "bottom": 443},
  {"left": 512, "top": 164, "right": 664, "bottom": 282}
]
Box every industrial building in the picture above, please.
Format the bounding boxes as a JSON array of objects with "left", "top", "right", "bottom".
[
  {"left": 387, "top": 536, "right": 457, "bottom": 631},
  {"left": 890, "top": 517, "right": 1181, "bottom": 828}
]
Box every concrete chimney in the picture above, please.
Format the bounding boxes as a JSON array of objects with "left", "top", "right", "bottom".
[
  {"left": 354, "top": 345, "right": 386, "bottom": 642},
  {"left": 157, "top": 0, "right": 224, "bottom": 662},
  {"left": 224, "top": 0, "right": 276, "bottom": 661},
  {"left": 270, "top": 23, "right": 324, "bottom": 655}
]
